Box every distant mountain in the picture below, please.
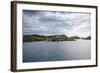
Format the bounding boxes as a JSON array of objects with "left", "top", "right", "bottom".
[
  {"left": 69, "top": 36, "right": 80, "bottom": 39},
  {"left": 23, "top": 34, "right": 75, "bottom": 42},
  {"left": 80, "top": 36, "right": 91, "bottom": 40},
  {"left": 23, "top": 34, "right": 91, "bottom": 42},
  {"left": 84, "top": 36, "right": 91, "bottom": 40}
]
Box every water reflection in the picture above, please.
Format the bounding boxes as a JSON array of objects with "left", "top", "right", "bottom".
[{"left": 23, "top": 40, "right": 91, "bottom": 62}]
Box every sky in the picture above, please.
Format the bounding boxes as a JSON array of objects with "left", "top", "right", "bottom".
[{"left": 23, "top": 10, "right": 91, "bottom": 37}]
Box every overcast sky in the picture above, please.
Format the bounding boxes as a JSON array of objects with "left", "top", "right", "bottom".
[{"left": 23, "top": 10, "right": 91, "bottom": 37}]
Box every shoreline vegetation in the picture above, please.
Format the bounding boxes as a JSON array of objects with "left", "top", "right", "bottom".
[{"left": 23, "top": 34, "right": 91, "bottom": 42}]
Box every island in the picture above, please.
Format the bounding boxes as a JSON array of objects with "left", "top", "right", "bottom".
[
  {"left": 81, "top": 36, "right": 91, "bottom": 40},
  {"left": 23, "top": 34, "right": 91, "bottom": 42}
]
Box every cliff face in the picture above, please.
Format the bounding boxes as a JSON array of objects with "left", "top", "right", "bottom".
[{"left": 23, "top": 34, "right": 75, "bottom": 42}]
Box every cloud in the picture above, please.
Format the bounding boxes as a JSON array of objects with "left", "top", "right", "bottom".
[{"left": 23, "top": 10, "right": 91, "bottom": 37}]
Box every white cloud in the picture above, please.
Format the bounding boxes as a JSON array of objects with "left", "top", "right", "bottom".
[{"left": 23, "top": 10, "right": 91, "bottom": 37}]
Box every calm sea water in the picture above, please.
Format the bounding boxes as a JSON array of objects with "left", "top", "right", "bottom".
[{"left": 23, "top": 40, "right": 91, "bottom": 62}]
